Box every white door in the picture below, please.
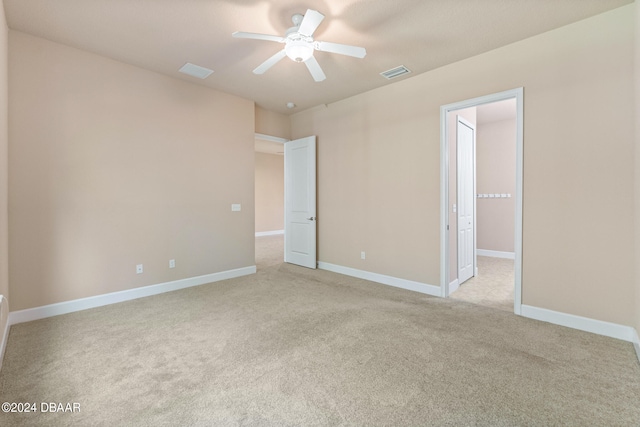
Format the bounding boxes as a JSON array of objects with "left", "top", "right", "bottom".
[
  {"left": 285, "top": 136, "right": 317, "bottom": 269},
  {"left": 457, "top": 116, "right": 475, "bottom": 284}
]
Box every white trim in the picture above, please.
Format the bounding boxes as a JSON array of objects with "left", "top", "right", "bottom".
[
  {"left": 521, "top": 305, "right": 637, "bottom": 343},
  {"left": 318, "top": 262, "right": 441, "bottom": 297},
  {"left": 255, "top": 133, "right": 289, "bottom": 144},
  {"left": 0, "top": 315, "right": 10, "bottom": 370},
  {"left": 513, "top": 90, "right": 524, "bottom": 315},
  {"left": 440, "top": 87, "right": 524, "bottom": 315},
  {"left": 477, "top": 249, "right": 515, "bottom": 259},
  {"left": 255, "top": 230, "right": 284, "bottom": 237},
  {"left": 633, "top": 328, "right": 640, "bottom": 364},
  {"left": 448, "top": 278, "right": 460, "bottom": 295},
  {"left": 7, "top": 266, "right": 256, "bottom": 326},
  {"left": 439, "top": 102, "right": 449, "bottom": 298}
]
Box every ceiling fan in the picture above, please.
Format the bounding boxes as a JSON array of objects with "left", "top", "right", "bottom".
[{"left": 232, "top": 9, "right": 366, "bottom": 82}]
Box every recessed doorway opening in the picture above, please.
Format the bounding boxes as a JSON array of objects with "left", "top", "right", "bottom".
[{"left": 440, "top": 88, "right": 523, "bottom": 314}]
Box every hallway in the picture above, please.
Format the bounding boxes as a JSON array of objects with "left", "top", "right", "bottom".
[{"left": 450, "top": 256, "right": 514, "bottom": 312}]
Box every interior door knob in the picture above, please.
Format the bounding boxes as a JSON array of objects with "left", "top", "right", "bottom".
[{"left": 307, "top": 217, "right": 316, "bottom": 221}]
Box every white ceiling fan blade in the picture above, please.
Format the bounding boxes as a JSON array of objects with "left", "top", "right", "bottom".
[
  {"left": 304, "top": 56, "right": 326, "bottom": 82},
  {"left": 298, "top": 9, "right": 325, "bottom": 36},
  {"left": 253, "top": 49, "right": 287, "bottom": 74},
  {"left": 315, "top": 41, "right": 366, "bottom": 58},
  {"left": 232, "top": 31, "right": 285, "bottom": 43}
]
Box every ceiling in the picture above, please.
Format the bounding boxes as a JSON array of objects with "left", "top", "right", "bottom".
[{"left": 4, "top": 0, "right": 631, "bottom": 115}]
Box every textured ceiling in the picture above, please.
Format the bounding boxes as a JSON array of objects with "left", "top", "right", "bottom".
[{"left": 4, "top": 0, "right": 632, "bottom": 115}]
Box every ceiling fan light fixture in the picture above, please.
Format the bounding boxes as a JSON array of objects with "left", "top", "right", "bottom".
[
  {"left": 285, "top": 40, "right": 314, "bottom": 62},
  {"left": 234, "top": 9, "right": 365, "bottom": 81}
]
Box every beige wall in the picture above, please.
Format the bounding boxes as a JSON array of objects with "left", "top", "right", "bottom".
[
  {"left": 291, "top": 6, "right": 636, "bottom": 326},
  {"left": 9, "top": 31, "right": 255, "bottom": 311},
  {"left": 0, "top": 0, "right": 8, "bottom": 337},
  {"left": 254, "top": 107, "right": 288, "bottom": 234},
  {"left": 635, "top": 0, "right": 640, "bottom": 335},
  {"left": 255, "top": 106, "right": 291, "bottom": 140},
  {"left": 255, "top": 152, "right": 284, "bottom": 233},
  {"left": 476, "top": 118, "right": 516, "bottom": 253},
  {"left": 448, "top": 107, "right": 476, "bottom": 282}
]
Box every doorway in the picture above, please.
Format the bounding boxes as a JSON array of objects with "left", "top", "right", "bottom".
[
  {"left": 254, "top": 133, "right": 317, "bottom": 270},
  {"left": 255, "top": 133, "right": 286, "bottom": 269},
  {"left": 440, "top": 88, "right": 523, "bottom": 314}
]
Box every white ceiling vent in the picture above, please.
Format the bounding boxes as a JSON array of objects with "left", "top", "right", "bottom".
[
  {"left": 179, "top": 63, "right": 214, "bottom": 79},
  {"left": 380, "top": 65, "right": 411, "bottom": 80}
]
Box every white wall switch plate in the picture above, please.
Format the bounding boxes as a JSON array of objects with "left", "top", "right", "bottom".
[
  {"left": 231, "top": 204, "right": 241, "bottom": 212},
  {"left": 169, "top": 259, "right": 175, "bottom": 269},
  {"left": 361, "top": 251, "right": 366, "bottom": 260},
  {"left": 136, "top": 264, "right": 143, "bottom": 274}
]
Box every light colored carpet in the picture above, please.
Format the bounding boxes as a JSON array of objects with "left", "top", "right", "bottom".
[
  {"left": 255, "top": 234, "right": 284, "bottom": 269},
  {"left": 450, "top": 256, "right": 514, "bottom": 312},
  {"left": 0, "top": 236, "right": 639, "bottom": 426}
]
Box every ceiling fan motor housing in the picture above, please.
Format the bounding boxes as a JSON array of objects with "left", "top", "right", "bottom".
[{"left": 285, "top": 38, "right": 314, "bottom": 62}]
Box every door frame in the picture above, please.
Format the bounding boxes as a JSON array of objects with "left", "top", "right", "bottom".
[
  {"left": 253, "top": 133, "right": 317, "bottom": 268},
  {"left": 439, "top": 88, "right": 524, "bottom": 315}
]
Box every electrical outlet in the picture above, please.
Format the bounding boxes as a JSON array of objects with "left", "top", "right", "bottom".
[
  {"left": 169, "top": 259, "right": 175, "bottom": 269},
  {"left": 136, "top": 264, "right": 143, "bottom": 274},
  {"left": 361, "top": 251, "right": 366, "bottom": 260}
]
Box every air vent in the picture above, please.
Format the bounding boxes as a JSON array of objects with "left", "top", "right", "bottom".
[
  {"left": 178, "top": 63, "right": 214, "bottom": 79},
  {"left": 380, "top": 65, "right": 411, "bottom": 80}
]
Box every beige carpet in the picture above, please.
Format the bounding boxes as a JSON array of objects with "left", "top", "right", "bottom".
[
  {"left": 450, "top": 256, "right": 515, "bottom": 312},
  {"left": 0, "top": 236, "right": 639, "bottom": 426},
  {"left": 255, "top": 234, "right": 284, "bottom": 269}
]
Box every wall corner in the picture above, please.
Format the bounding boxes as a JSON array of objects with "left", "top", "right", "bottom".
[
  {"left": 634, "top": 0, "right": 640, "bottom": 337},
  {"left": 0, "top": 0, "right": 9, "bottom": 371}
]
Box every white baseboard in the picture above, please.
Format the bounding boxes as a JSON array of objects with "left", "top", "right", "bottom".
[
  {"left": 633, "top": 328, "right": 640, "bottom": 364},
  {"left": 477, "top": 249, "right": 515, "bottom": 259},
  {"left": 520, "top": 304, "right": 638, "bottom": 344},
  {"left": 255, "top": 230, "right": 284, "bottom": 237},
  {"left": 0, "top": 312, "right": 10, "bottom": 371},
  {"left": 317, "top": 262, "right": 441, "bottom": 297},
  {"left": 8, "top": 265, "right": 257, "bottom": 326},
  {"left": 448, "top": 278, "right": 460, "bottom": 295}
]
